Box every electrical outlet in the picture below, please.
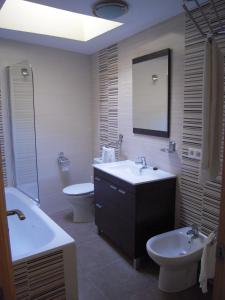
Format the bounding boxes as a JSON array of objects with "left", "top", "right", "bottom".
[
  {"left": 187, "top": 148, "right": 202, "bottom": 160},
  {"left": 187, "top": 148, "right": 195, "bottom": 158},
  {"left": 195, "top": 149, "right": 202, "bottom": 159}
]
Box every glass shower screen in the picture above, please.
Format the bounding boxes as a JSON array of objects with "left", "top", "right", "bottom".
[{"left": 8, "top": 61, "right": 39, "bottom": 202}]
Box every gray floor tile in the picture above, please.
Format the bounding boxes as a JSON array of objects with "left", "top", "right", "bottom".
[
  {"left": 50, "top": 211, "right": 213, "bottom": 300},
  {"left": 78, "top": 276, "right": 109, "bottom": 300},
  {"left": 76, "top": 235, "right": 123, "bottom": 274},
  {"left": 51, "top": 210, "right": 99, "bottom": 245},
  {"left": 87, "top": 259, "right": 157, "bottom": 300}
]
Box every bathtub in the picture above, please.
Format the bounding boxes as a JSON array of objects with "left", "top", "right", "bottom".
[{"left": 5, "top": 187, "right": 78, "bottom": 300}]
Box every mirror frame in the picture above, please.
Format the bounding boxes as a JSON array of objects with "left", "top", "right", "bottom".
[{"left": 132, "top": 48, "right": 171, "bottom": 138}]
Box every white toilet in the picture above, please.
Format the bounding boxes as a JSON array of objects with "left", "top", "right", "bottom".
[
  {"left": 63, "top": 183, "right": 94, "bottom": 223},
  {"left": 146, "top": 227, "right": 207, "bottom": 293}
]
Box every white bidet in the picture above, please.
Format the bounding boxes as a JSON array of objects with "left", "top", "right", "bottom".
[{"left": 146, "top": 227, "right": 207, "bottom": 292}]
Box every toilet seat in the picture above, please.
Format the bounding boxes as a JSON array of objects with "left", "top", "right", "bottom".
[{"left": 63, "top": 183, "right": 94, "bottom": 196}]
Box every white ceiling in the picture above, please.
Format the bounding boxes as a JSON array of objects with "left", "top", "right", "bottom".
[{"left": 0, "top": 0, "right": 184, "bottom": 54}]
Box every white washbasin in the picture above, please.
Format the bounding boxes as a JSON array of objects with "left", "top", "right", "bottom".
[{"left": 93, "top": 160, "right": 175, "bottom": 185}]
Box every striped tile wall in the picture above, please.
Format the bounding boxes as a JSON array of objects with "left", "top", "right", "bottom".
[
  {"left": 98, "top": 44, "right": 119, "bottom": 156},
  {"left": 0, "top": 89, "right": 7, "bottom": 185},
  {"left": 13, "top": 250, "right": 66, "bottom": 299},
  {"left": 181, "top": 0, "right": 225, "bottom": 234}
]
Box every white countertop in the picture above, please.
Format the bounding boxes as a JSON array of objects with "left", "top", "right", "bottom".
[{"left": 93, "top": 160, "right": 176, "bottom": 185}]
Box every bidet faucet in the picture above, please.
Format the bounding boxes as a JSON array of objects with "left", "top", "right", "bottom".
[
  {"left": 187, "top": 224, "right": 199, "bottom": 240},
  {"left": 7, "top": 209, "right": 26, "bottom": 220}
]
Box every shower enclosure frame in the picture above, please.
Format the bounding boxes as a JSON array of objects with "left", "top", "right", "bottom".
[{"left": 7, "top": 63, "right": 40, "bottom": 204}]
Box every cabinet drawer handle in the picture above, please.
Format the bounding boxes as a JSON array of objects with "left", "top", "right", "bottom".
[
  {"left": 96, "top": 203, "right": 102, "bottom": 209},
  {"left": 118, "top": 189, "right": 126, "bottom": 195},
  {"left": 109, "top": 184, "right": 117, "bottom": 191},
  {"left": 95, "top": 176, "right": 101, "bottom": 182}
]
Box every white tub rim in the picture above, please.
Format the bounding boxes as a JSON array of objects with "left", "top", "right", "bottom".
[{"left": 5, "top": 186, "right": 75, "bottom": 262}]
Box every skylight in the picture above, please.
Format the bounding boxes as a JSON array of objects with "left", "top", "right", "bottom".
[{"left": 0, "top": 0, "right": 123, "bottom": 41}]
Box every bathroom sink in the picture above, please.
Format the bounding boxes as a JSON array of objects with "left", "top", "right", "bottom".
[{"left": 93, "top": 160, "right": 175, "bottom": 185}]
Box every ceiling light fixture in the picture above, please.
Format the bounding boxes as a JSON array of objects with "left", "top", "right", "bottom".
[{"left": 93, "top": 1, "right": 128, "bottom": 20}]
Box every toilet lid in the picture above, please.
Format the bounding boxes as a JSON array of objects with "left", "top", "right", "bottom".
[{"left": 63, "top": 183, "right": 94, "bottom": 196}]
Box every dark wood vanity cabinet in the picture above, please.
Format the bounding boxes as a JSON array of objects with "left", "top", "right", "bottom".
[{"left": 94, "top": 168, "right": 176, "bottom": 264}]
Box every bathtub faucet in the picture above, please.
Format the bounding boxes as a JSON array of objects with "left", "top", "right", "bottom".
[
  {"left": 7, "top": 209, "right": 26, "bottom": 220},
  {"left": 187, "top": 224, "right": 199, "bottom": 240}
]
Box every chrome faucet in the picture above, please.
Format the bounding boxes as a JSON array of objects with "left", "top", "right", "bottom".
[
  {"left": 7, "top": 209, "right": 26, "bottom": 221},
  {"left": 135, "top": 156, "right": 148, "bottom": 173},
  {"left": 187, "top": 224, "right": 199, "bottom": 240}
]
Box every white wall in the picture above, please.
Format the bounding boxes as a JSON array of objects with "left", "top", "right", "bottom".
[
  {"left": 0, "top": 14, "right": 184, "bottom": 217},
  {"left": 93, "top": 14, "right": 184, "bottom": 174},
  {"left": 118, "top": 14, "right": 184, "bottom": 174},
  {"left": 0, "top": 39, "right": 93, "bottom": 214},
  {"left": 92, "top": 14, "right": 184, "bottom": 224}
]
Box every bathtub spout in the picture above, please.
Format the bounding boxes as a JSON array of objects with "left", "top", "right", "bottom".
[{"left": 7, "top": 209, "right": 26, "bottom": 220}]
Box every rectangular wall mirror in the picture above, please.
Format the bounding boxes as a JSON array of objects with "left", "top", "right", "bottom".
[{"left": 132, "top": 48, "right": 171, "bottom": 137}]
